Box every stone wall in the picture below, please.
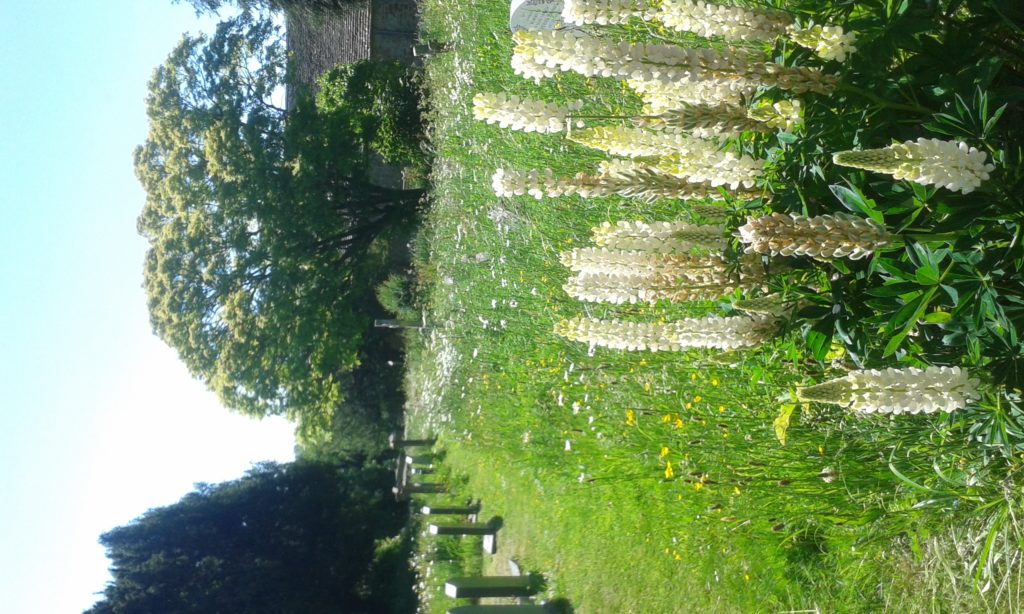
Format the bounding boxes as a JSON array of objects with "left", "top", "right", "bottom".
[
  {"left": 286, "top": 3, "right": 420, "bottom": 188},
  {"left": 285, "top": 6, "right": 372, "bottom": 110}
]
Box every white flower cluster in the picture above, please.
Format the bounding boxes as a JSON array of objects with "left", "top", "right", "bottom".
[
  {"left": 492, "top": 168, "right": 611, "bottom": 199},
  {"left": 591, "top": 220, "right": 728, "bottom": 252},
  {"left": 513, "top": 30, "right": 837, "bottom": 94},
  {"left": 747, "top": 99, "right": 803, "bottom": 132},
  {"left": 494, "top": 165, "right": 758, "bottom": 201},
  {"left": 798, "top": 366, "right": 981, "bottom": 415},
  {"left": 657, "top": 151, "right": 764, "bottom": 189},
  {"left": 596, "top": 150, "right": 763, "bottom": 191},
  {"left": 629, "top": 77, "right": 754, "bottom": 115},
  {"left": 737, "top": 212, "right": 893, "bottom": 260},
  {"left": 563, "top": 271, "right": 716, "bottom": 303},
  {"left": 555, "top": 314, "right": 779, "bottom": 351},
  {"left": 834, "top": 138, "right": 995, "bottom": 194},
  {"left": 656, "top": 0, "right": 792, "bottom": 41},
  {"left": 472, "top": 92, "right": 583, "bottom": 133},
  {"left": 570, "top": 125, "right": 721, "bottom": 159},
  {"left": 561, "top": 0, "right": 656, "bottom": 25},
  {"left": 789, "top": 24, "right": 858, "bottom": 63},
  {"left": 562, "top": 248, "right": 754, "bottom": 281},
  {"left": 512, "top": 30, "right": 747, "bottom": 82}
]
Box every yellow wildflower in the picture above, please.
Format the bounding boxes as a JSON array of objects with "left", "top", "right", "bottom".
[
  {"left": 674, "top": 418, "right": 684, "bottom": 428},
  {"left": 664, "top": 463, "right": 674, "bottom": 479},
  {"left": 718, "top": 405, "right": 726, "bottom": 413},
  {"left": 660, "top": 446, "right": 669, "bottom": 457},
  {"left": 712, "top": 378, "right": 719, "bottom": 386},
  {"left": 691, "top": 373, "right": 697, "bottom": 381},
  {"left": 733, "top": 486, "right": 741, "bottom": 495},
  {"left": 694, "top": 482, "right": 703, "bottom": 491},
  {"left": 662, "top": 414, "right": 671, "bottom": 423},
  {"left": 694, "top": 395, "right": 702, "bottom": 403},
  {"left": 626, "top": 409, "right": 636, "bottom": 427},
  {"left": 674, "top": 552, "right": 681, "bottom": 561}
]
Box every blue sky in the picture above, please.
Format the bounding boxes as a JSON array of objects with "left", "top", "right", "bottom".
[{"left": 0, "top": 2, "right": 296, "bottom": 612}]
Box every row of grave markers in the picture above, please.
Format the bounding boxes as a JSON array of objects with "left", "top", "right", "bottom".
[{"left": 390, "top": 432, "right": 556, "bottom": 614}]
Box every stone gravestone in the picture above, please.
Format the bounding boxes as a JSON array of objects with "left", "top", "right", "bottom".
[{"left": 509, "top": 0, "right": 569, "bottom": 32}]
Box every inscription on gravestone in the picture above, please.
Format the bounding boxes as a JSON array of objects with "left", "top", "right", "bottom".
[{"left": 509, "top": 0, "right": 567, "bottom": 32}]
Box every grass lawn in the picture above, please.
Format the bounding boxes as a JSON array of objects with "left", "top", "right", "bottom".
[{"left": 401, "top": 1, "right": 1024, "bottom": 612}]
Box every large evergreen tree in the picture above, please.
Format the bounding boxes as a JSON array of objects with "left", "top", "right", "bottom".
[{"left": 87, "top": 460, "right": 410, "bottom": 613}]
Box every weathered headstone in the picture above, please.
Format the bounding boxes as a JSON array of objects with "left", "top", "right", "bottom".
[
  {"left": 444, "top": 575, "right": 537, "bottom": 599},
  {"left": 421, "top": 503, "right": 480, "bottom": 516},
  {"left": 405, "top": 454, "right": 435, "bottom": 467},
  {"left": 509, "top": 0, "right": 567, "bottom": 32},
  {"left": 429, "top": 520, "right": 498, "bottom": 553},
  {"left": 389, "top": 432, "right": 437, "bottom": 448}
]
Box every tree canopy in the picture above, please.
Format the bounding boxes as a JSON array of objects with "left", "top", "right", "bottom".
[
  {"left": 174, "top": 0, "right": 359, "bottom": 16},
  {"left": 87, "top": 459, "right": 413, "bottom": 613},
  {"left": 136, "top": 11, "right": 422, "bottom": 426}
]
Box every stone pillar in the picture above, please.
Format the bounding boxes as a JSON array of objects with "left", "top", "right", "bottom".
[{"left": 389, "top": 431, "right": 437, "bottom": 449}]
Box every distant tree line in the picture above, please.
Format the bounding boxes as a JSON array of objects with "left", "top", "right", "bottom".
[{"left": 87, "top": 459, "right": 416, "bottom": 613}]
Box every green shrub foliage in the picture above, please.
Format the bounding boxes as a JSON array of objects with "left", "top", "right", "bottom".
[{"left": 317, "top": 61, "right": 425, "bottom": 166}]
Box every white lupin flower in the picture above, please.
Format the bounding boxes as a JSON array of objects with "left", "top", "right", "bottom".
[
  {"left": 560, "top": 249, "right": 766, "bottom": 304},
  {"left": 563, "top": 271, "right": 736, "bottom": 304},
  {"left": 562, "top": 0, "right": 656, "bottom": 25},
  {"left": 596, "top": 152, "right": 764, "bottom": 191},
  {"left": 560, "top": 248, "right": 761, "bottom": 284},
  {"left": 737, "top": 212, "right": 894, "bottom": 260},
  {"left": 657, "top": 0, "right": 792, "bottom": 41},
  {"left": 591, "top": 220, "right": 728, "bottom": 252},
  {"left": 512, "top": 30, "right": 836, "bottom": 94},
  {"left": 628, "top": 77, "right": 754, "bottom": 115},
  {"left": 789, "top": 23, "right": 858, "bottom": 62},
  {"left": 797, "top": 366, "right": 981, "bottom": 415},
  {"left": 472, "top": 92, "right": 583, "bottom": 133},
  {"left": 833, "top": 138, "right": 995, "bottom": 194},
  {"left": 570, "top": 125, "right": 721, "bottom": 159},
  {"left": 554, "top": 314, "right": 779, "bottom": 351},
  {"left": 746, "top": 99, "right": 803, "bottom": 132},
  {"left": 494, "top": 165, "right": 761, "bottom": 201},
  {"left": 636, "top": 102, "right": 788, "bottom": 138}
]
